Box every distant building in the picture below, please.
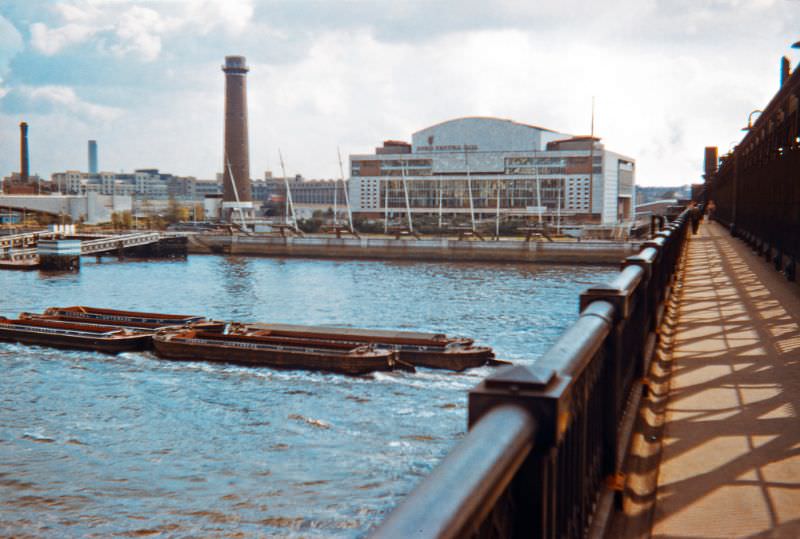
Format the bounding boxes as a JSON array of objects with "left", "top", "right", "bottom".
[
  {"left": 88, "top": 140, "right": 98, "bottom": 175},
  {"left": 253, "top": 172, "right": 347, "bottom": 219},
  {"left": 349, "top": 117, "right": 635, "bottom": 225},
  {"left": 635, "top": 185, "right": 691, "bottom": 205},
  {"left": 50, "top": 169, "right": 222, "bottom": 201},
  {"left": 2, "top": 172, "right": 51, "bottom": 195}
]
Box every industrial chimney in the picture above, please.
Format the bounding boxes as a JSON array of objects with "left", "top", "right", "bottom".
[
  {"left": 20, "top": 122, "right": 29, "bottom": 183},
  {"left": 221, "top": 55, "right": 253, "bottom": 222},
  {"left": 88, "top": 140, "right": 98, "bottom": 175}
]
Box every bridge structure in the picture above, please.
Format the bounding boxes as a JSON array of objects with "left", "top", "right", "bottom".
[
  {"left": 0, "top": 231, "right": 184, "bottom": 270},
  {"left": 371, "top": 56, "right": 800, "bottom": 538}
]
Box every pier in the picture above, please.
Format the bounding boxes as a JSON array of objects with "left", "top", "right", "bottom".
[{"left": 0, "top": 230, "right": 187, "bottom": 271}]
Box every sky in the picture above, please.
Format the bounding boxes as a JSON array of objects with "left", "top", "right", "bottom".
[{"left": 0, "top": 0, "right": 798, "bottom": 187}]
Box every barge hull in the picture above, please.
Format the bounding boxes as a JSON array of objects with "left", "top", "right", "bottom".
[
  {"left": 153, "top": 338, "right": 398, "bottom": 375},
  {"left": 0, "top": 329, "right": 150, "bottom": 353}
]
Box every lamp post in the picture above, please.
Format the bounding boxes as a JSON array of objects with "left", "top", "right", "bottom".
[{"left": 741, "top": 110, "right": 763, "bottom": 132}]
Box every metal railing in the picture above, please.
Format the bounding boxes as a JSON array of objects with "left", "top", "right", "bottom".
[
  {"left": 0, "top": 230, "right": 56, "bottom": 250},
  {"left": 705, "top": 61, "right": 799, "bottom": 280},
  {"left": 372, "top": 210, "right": 691, "bottom": 539},
  {"left": 80, "top": 232, "right": 161, "bottom": 255}
]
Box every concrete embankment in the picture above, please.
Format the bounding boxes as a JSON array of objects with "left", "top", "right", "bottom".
[{"left": 188, "top": 234, "right": 640, "bottom": 264}]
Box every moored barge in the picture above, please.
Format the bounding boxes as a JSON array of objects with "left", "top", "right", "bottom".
[
  {"left": 239, "top": 323, "right": 499, "bottom": 371},
  {"left": 43, "top": 306, "right": 226, "bottom": 331},
  {"left": 153, "top": 329, "right": 410, "bottom": 375},
  {"left": 0, "top": 317, "right": 151, "bottom": 353}
]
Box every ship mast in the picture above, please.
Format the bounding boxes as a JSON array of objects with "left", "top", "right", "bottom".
[
  {"left": 337, "top": 147, "right": 355, "bottom": 234},
  {"left": 225, "top": 156, "right": 247, "bottom": 229},
  {"left": 278, "top": 149, "right": 298, "bottom": 232}
]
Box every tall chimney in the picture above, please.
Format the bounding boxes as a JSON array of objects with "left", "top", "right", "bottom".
[
  {"left": 88, "top": 140, "right": 98, "bottom": 175},
  {"left": 781, "top": 56, "right": 791, "bottom": 86},
  {"left": 20, "top": 122, "right": 29, "bottom": 183},
  {"left": 221, "top": 55, "right": 253, "bottom": 220}
]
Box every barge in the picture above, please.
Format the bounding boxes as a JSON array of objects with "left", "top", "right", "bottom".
[
  {"left": 42, "top": 306, "right": 226, "bottom": 331},
  {"left": 152, "top": 329, "right": 411, "bottom": 375},
  {"left": 0, "top": 317, "right": 151, "bottom": 353},
  {"left": 239, "top": 323, "right": 499, "bottom": 371}
]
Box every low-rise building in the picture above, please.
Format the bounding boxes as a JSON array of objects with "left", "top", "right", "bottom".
[{"left": 50, "top": 169, "right": 222, "bottom": 202}]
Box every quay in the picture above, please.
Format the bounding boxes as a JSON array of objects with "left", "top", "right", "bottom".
[{"left": 188, "top": 234, "right": 641, "bottom": 265}]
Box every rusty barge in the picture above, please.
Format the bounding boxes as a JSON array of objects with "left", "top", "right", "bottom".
[
  {"left": 5, "top": 305, "right": 502, "bottom": 374},
  {"left": 239, "top": 323, "right": 500, "bottom": 371},
  {"left": 41, "top": 306, "right": 226, "bottom": 331},
  {"left": 0, "top": 317, "right": 151, "bottom": 353},
  {"left": 152, "top": 329, "right": 408, "bottom": 375}
]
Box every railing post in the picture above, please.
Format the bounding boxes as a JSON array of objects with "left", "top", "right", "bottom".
[
  {"left": 468, "top": 365, "right": 560, "bottom": 538},
  {"left": 579, "top": 266, "right": 644, "bottom": 509}
]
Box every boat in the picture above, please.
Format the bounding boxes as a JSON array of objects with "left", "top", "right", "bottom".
[
  {"left": 0, "top": 316, "right": 151, "bottom": 353},
  {"left": 152, "top": 329, "right": 412, "bottom": 375},
  {"left": 236, "top": 323, "right": 500, "bottom": 371},
  {"left": 42, "top": 306, "right": 226, "bottom": 331}
]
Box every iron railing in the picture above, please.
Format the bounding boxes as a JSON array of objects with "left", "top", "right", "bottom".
[
  {"left": 372, "top": 210, "right": 690, "bottom": 539},
  {"left": 705, "top": 61, "right": 799, "bottom": 280}
]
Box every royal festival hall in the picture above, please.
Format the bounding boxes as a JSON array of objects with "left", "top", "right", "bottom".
[{"left": 348, "top": 117, "right": 635, "bottom": 229}]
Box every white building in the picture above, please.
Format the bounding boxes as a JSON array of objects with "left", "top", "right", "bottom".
[{"left": 349, "top": 117, "right": 634, "bottom": 226}]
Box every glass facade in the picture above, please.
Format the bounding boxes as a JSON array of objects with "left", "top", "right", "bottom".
[
  {"left": 352, "top": 153, "right": 603, "bottom": 214},
  {"left": 376, "top": 177, "right": 567, "bottom": 211}
]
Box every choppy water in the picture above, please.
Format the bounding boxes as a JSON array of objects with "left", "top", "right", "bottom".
[{"left": 0, "top": 255, "right": 616, "bottom": 537}]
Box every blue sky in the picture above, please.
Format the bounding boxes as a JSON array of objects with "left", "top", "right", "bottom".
[{"left": 1, "top": 0, "right": 798, "bottom": 186}]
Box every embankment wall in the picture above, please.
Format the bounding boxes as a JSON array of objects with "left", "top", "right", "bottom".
[{"left": 188, "top": 235, "right": 640, "bottom": 264}]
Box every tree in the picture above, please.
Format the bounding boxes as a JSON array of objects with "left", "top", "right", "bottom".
[{"left": 166, "top": 196, "right": 180, "bottom": 223}]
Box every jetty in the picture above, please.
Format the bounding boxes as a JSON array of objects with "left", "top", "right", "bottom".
[{"left": 0, "top": 229, "right": 188, "bottom": 270}]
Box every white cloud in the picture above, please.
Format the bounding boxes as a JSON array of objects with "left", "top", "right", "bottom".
[
  {"left": 30, "top": 21, "right": 97, "bottom": 55},
  {"left": 28, "top": 0, "right": 255, "bottom": 61},
  {"left": 184, "top": 0, "right": 254, "bottom": 35},
  {"left": 22, "top": 85, "right": 123, "bottom": 121},
  {"left": 0, "top": 14, "right": 24, "bottom": 96},
  {"left": 110, "top": 5, "right": 174, "bottom": 61}
]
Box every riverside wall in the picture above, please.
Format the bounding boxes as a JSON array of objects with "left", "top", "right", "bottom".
[{"left": 188, "top": 234, "right": 640, "bottom": 264}]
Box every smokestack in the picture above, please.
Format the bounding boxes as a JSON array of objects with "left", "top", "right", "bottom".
[
  {"left": 20, "top": 122, "right": 29, "bottom": 183},
  {"left": 704, "top": 146, "right": 718, "bottom": 180},
  {"left": 221, "top": 55, "right": 253, "bottom": 221},
  {"left": 781, "top": 56, "right": 791, "bottom": 86},
  {"left": 88, "top": 140, "right": 98, "bottom": 175}
]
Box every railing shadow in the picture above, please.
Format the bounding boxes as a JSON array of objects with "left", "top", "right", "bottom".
[{"left": 646, "top": 223, "right": 800, "bottom": 536}]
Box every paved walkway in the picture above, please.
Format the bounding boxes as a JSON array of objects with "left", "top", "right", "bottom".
[{"left": 651, "top": 222, "right": 800, "bottom": 538}]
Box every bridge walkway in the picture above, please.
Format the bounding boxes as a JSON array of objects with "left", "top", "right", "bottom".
[{"left": 648, "top": 221, "right": 800, "bottom": 537}]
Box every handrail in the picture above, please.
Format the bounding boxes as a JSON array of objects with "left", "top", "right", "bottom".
[
  {"left": 372, "top": 405, "right": 537, "bottom": 539},
  {"left": 373, "top": 208, "right": 692, "bottom": 538},
  {"left": 704, "top": 59, "right": 799, "bottom": 280}
]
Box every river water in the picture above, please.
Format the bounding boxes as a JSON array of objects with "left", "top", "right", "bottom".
[{"left": 0, "top": 255, "right": 616, "bottom": 537}]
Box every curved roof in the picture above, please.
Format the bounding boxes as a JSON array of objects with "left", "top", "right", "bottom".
[
  {"left": 411, "top": 116, "right": 570, "bottom": 153},
  {"left": 413, "top": 116, "right": 560, "bottom": 135}
]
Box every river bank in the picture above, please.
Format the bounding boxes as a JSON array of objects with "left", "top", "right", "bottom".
[{"left": 188, "top": 234, "right": 639, "bottom": 264}]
